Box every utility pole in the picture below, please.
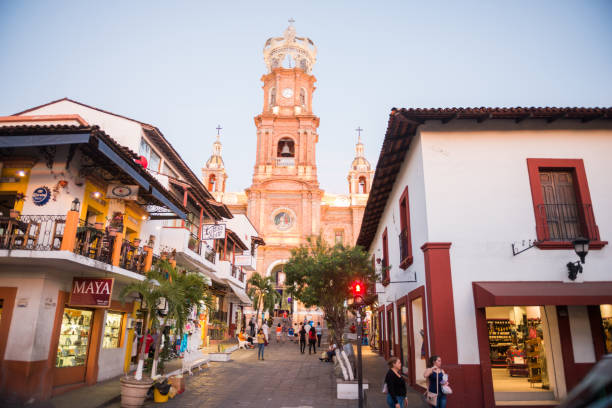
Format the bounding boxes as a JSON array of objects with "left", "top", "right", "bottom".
[{"left": 356, "top": 306, "right": 364, "bottom": 408}]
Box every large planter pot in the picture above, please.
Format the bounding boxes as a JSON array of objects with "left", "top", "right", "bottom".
[{"left": 120, "top": 376, "right": 154, "bottom": 408}]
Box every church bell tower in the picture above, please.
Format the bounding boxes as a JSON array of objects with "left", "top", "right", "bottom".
[{"left": 247, "top": 22, "right": 322, "bottom": 253}]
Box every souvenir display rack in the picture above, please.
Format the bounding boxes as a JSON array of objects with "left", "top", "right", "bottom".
[
  {"left": 103, "top": 312, "right": 123, "bottom": 349},
  {"left": 56, "top": 308, "right": 92, "bottom": 368},
  {"left": 488, "top": 319, "right": 513, "bottom": 367}
]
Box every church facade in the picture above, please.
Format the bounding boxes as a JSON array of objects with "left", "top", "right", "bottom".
[{"left": 202, "top": 23, "right": 373, "bottom": 316}]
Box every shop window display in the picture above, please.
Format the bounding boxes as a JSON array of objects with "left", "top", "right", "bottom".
[
  {"left": 56, "top": 308, "right": 92, "bottom": 368},
  {"left": 103, "top": 312, "right": 123, "bottom": 349},
  {"left": 486, "top": 306, "right": 556, "bottom": 402}
]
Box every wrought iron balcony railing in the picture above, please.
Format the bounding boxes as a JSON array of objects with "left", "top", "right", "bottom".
[
  {"left": 0, "top": 214, "right": 66, "bottom": 251},
  {"left": 398, "top": 228, "right": 410, "bottom": 263},
  {"left": 1, "top": 211, "right": 155, "bottom": 275},
  {"left": 536, "top": 203, "right": 600, "bottom": 241}
]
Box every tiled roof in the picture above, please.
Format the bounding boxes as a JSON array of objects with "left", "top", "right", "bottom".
[
  {"left": 356, "top": 106, "right": 612, "bottom": 250},
  {"left": 0, "top": 123, "right": 188, "bottom": 218}
]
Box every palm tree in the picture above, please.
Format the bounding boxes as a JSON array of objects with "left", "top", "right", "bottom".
[
  {"left": 247, "top": 273, "right": 281, "bottom": 324},
  {"left": 121, "top": 260, "right": 212, "bottom": 379}
]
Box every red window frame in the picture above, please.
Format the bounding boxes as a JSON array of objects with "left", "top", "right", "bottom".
[
  {"left": 382, "top": 228, "right": 390, "bottom": 286},
  {"left": 398, "top": 186, "right": 413, "bottom": 269},
  {"left": 526, "top": 158, "right": 606, "bottom": 249}
]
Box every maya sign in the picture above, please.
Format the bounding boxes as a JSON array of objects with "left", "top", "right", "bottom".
[
  {"left": 201, "top": 224, "right": 225, "bottom": 240},
  {"left": 69, "top": 277, "right": 114, "bottom": 308}
]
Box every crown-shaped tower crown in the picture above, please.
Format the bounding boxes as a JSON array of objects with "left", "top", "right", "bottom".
[{"left": 263, "top": 21, "right": 317, "bottom": 74}]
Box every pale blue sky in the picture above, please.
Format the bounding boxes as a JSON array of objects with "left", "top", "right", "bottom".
[{"left": 1, "top": 1, "right": 611, "bottom": 193}]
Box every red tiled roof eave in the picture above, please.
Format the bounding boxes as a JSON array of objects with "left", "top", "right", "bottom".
[{"left": 356, "top": 106, "right": 612, "bottom": 250}]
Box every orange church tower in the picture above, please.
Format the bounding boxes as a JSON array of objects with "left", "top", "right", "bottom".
[{"left": 203, "top": 21, "right": 372, "bottom": 322}]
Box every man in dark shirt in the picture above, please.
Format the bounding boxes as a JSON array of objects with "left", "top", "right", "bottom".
[{"left": 299, "top": 324, "right": 307, "bottom": 354}]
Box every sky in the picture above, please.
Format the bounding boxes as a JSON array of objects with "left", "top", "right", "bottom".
[{"left": 1, "top": 1, "right": 611, "bottom": 193}]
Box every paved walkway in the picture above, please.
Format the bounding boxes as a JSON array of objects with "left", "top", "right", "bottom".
[{"left": 13, "top": 338, "right": 426, "bottom": 408}]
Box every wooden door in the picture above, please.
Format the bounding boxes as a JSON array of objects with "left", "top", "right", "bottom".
[
  {"left": 539, "top": 170, "right": 580, "bottom": 240},
  {"left": 0, "top": 287, "right": 17, "bottom": 362},
  {"left": 387, "top": 308, "right": 394, "bottom": 357}
]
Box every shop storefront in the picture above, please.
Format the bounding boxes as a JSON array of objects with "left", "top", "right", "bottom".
[
  {"left": 485, "top": 306, "right": 558, "bottom": 402},
  {"left": 474, "top": 281, "right": 612, "bottom": 407},
  {"left": 54, "top": 307, "right": 94, "bottom": 387}
]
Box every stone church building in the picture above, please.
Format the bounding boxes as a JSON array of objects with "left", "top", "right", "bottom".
[{"left": 202, "top": 23, "right": 373, "bottom": 315}]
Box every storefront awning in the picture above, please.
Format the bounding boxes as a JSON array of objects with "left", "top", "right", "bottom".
[
  {"left": 225, "top": 280, "right": 252, "bottom": 306},
  {"left": 473, "top": 281, "right": 612, "bottom": 308}
]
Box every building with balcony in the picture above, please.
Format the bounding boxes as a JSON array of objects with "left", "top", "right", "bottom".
[
  {"left": 357, "top": 107, "right": 612, "bottom": 407},
  {"left": 0, "top": 99, "right": 263, "bottom": 401}
]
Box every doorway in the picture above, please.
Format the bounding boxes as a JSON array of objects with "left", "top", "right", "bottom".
[{"left": 53, "top": 307, "right": 94, "bottom": 387}]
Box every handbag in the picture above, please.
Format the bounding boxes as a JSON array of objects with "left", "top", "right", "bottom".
[
  {"left": 382, "top": 382, "right": 388, "bottom": 394},
  {"left": 425, "top": 371, "right": 439, "bottom": 406}
]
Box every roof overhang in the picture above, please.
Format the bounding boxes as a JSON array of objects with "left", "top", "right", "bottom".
[
  {"left": 473, "top": 281, "right": 612, "bottom": 308},
  {"left": 225, "top": 279, "right": 252, "bottom": 306},
  {"left": 356, "top": 107, "right": 612, "bottom": 250}
]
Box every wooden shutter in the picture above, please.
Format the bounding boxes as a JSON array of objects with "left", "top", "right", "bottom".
[{"left": 539, "top": 170, "right": 580, "bottom": 240}]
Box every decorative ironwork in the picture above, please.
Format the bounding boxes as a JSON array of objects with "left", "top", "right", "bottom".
[
  {"left": 398, "top": 229, "right": 409, "bottom": 264},
  {"left": 536, "top": 203, "right": 599, "bottom": 241},
  {"left": 0, "top": 214, "right": 66, "bottom": 251}
]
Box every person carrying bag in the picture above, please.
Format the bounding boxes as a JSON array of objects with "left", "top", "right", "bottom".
[{"left": 423, "top": 354, "right": 449, "bottom": 407}]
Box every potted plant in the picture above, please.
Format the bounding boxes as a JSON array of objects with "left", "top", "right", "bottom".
[
  {"left": 9, "top": 209, "right": 20, "bottom": 219},
  {"left": 133, "top": 238, "right": 141, "bottom": 247}
]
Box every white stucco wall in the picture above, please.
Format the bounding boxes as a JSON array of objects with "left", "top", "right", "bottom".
[
  {"left": 367, "top": 120, "right": 612, "bottom": 368},
  {"left": 368, "top": 134, "right": 430, "bottom": 347},
  {"left": 418, "top": 120, "right": 612, "bottom": 364},
  {"left": 0, "top": 269, "right": 69, "bottom": 362},
  {"left": 21, "top": 100, "right": 144, "bottom": 153}
]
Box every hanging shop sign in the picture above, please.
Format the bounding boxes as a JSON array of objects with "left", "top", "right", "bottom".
[
  {"left": 107, "top": 184, "right": 139, "bottom": 200},
  {"left": 69, "top": 277, "right": 115, "bottom": 308},
  {"left": 201, "top": 224, "right": 225, "bottom": 240},
  {"left": 234, "top": 254, "right": 252, "bottom": 266},
  {"left": 31, "top": 186, "right": 51, "bottom": 206}
]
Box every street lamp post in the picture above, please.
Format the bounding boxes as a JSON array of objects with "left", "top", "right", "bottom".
[
  {"left": 351, "top": 280, "right": 365, "bottom": 408},
  {"left": 356, "top": 306, "right": 364, "bottom": 408}
]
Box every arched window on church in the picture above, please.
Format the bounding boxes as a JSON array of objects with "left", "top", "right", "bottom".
[
  {"left": 299, "top": 88, "right": 306, "bottom": 107},
  {"left": 359, "top": 176, "right": 367, "bottom": 194},
  {"left": 208, "top": 174, "right": 216, "bottom": 192},
  {"left": 277, "top": 138, "right": 295, "bottom": 158},
  {"left": 270, "top": 87, "right": 276, "bottom": 108}
]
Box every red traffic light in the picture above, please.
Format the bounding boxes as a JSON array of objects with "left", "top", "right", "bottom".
[{"left": 351, "top": 280, "right": 365, "bottom": 303}]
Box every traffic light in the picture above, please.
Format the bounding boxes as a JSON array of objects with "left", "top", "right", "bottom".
[{"left": 351, "top": 280, "right": 365, "bottom": 304}]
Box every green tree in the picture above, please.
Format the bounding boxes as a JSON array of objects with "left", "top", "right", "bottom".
[
  {"left": 284, "top": 237, "right": 376, "bottom": 347},
  {"left": 120, "top": 260, "right": 212, "bottom": 379},
  {"left": 247, "top": 273, "right": 281, "bottom": 325}
]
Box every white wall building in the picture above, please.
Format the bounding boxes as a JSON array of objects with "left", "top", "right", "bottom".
[{"left": 357, "top": 107, "right": 612, "bottom": 408}]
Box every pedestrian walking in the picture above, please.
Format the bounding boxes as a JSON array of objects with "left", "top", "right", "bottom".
[
  {"left": 304, "top": 321, "right": 311, "bottom": 334},
  {"left": 249, "top": 318, "right": 255, "bottom": 337},
  {"left": 257, "top": 329, "right": 265, "bottom": 360},
  {"left": 308, "top": 327, "right": 317, "bottom": 354},
  {"left": 288, "top": 325, "right": 294, "bottom": 342},
  {"left": 275, "top": 323, "right": 282, "bottom": 343},
  {"left": 384, "top": 357, "right": 408, "bottom": 408},
  {"left": 299, "top": 324, "right": 307, "bottom": 354},
  {"left": 315, "top": 322, "right": 322, "bottom": 347},
  {"left": 262, "top": 320, "right": 270, "bottom": 343},
  {"left": 423, "top": 355, "right": 450, "bottom": 407},
  {"left": 281, "top": 323, "right": 288, "bottom": 343}
]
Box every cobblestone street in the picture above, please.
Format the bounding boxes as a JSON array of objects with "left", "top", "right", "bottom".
[{"left": 146, "top": 340, "right": 353, "bottom": 408}]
